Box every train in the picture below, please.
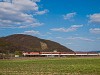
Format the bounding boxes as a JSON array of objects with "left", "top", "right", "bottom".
[{"left": 23, "top": 52, "right": 100, "bottom": 57}]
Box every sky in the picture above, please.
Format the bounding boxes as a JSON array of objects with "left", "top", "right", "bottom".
[{"left": 0, "top": 0, "right": 100, "bottom": 51}]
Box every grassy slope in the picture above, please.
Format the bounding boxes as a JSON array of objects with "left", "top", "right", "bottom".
[{"left": 0, "top": 57, "right": 100, "bottom": 75}]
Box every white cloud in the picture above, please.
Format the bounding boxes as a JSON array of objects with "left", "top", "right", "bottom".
[
  {"left": 66, "top": 37, "right": 94, "bottom": 42},
  {"left": 50, "top": 25, "right": 83, "bottom": 32},
  {"left": 51, "top": 27, "right": 67, "bottom": 32},
  {"left": 46, "top": 32, "right": 52, "bottom": 35},
  {"left": 96, "top": 38, "right": 100, "bottom": 40},
  {"left": 89, "top": 28, "right": 100, "bottom": 34},
  {"left": 88, "top": 13, "right": 100, "bottom": 24},
  {"left": 0, "top": 0, "right": 47, "bottom": 28},
  {"left": 35, "top": 9, "right": 49, "bottom": 15},
  {"left": 63, "top": 12, "right": 76, "bottom": 20},
  {"left": 56, "top": 37, "right": 64, "bottom": 39},
  {"left": 66, "top": 43, "right": 72, "bottom": 45},
  {"left": 19, "top": 22, "right": 43, "bottom": 28},
  {"left": 55, "top": 36, "right": 94, "bottom": 42},
  {"left": 22, "top": 30, "right": 40, "bottom": 35},
  {"left": 20, "top": 30, "right": 52, "bottom": 36},
  {"left": 31, "top": 0, "right": 40, "bottom": 2}
]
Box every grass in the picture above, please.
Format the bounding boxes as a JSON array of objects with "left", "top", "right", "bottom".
[{"left": 0, "top": 57, "right": 100, "bottom": 75}]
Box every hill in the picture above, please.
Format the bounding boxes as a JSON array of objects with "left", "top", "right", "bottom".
[{"left": 0, "top": 34, "right": 74, "bottom": 53}]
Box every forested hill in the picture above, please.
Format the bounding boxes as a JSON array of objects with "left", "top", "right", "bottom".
[{"left": 0, "top": 34, "right": 74, "bottom": 53}]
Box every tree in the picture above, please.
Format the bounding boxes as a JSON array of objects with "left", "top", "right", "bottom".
[
  {"left": 15, "top": 51, "right": 22, "bottom": 56},
  {"left": 0, "top": 38, "right": 15, "bottom": 59}
]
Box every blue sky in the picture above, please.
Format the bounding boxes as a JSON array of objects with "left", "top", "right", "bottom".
[{"left": 0, "top": 0, "right": 100, "bottom": 51}]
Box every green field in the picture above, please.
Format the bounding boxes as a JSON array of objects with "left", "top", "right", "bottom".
[{"left": 0, "top": 57, "right": 100, "bottom": 75}]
